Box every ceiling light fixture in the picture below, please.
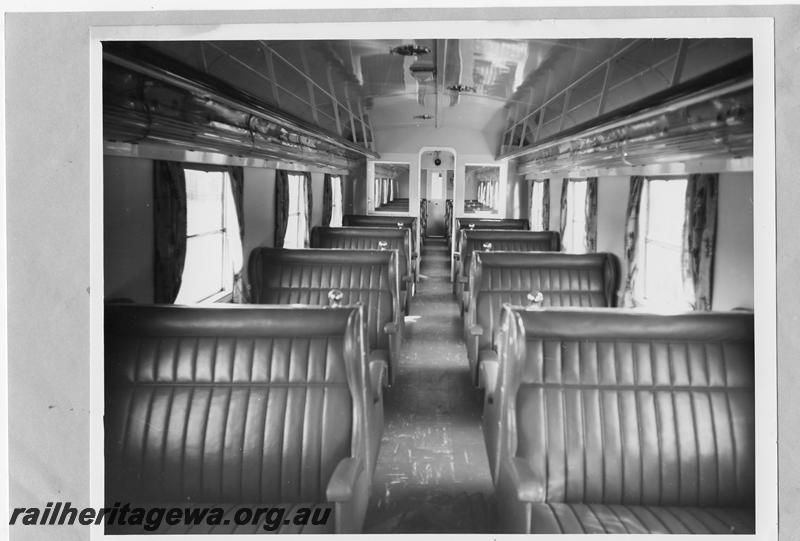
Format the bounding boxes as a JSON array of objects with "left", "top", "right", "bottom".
[{"left": 390, "top": 44, "right": 431, "bottom": 56}]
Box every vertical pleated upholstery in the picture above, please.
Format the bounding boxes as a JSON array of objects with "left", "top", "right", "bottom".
[
  {"left": 248, "top": 249, "right": 398, "bottom": 352},
  {"left": 341, "top": 215, "right": 418, "bottom": 255},
  {"left": 105, "top": 306, "right": 359, "bottom": 506},
  {"left": 454, "top": 218, "right": 529, "bottom": 250},
  {"left": 508, "top": 310, "right": 755, "bottom": 509},
  {"left": 456, "top": 230, "right": 561, "bottom": 304},
  {"left": 310, "top": 226, "right": 413, "bottom": 288},
  {"left": 472, "top": 252, "right": 619, "bottom": 352}
]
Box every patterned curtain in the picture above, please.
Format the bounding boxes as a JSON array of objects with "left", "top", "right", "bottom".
[
  {"left": 227, "top": 166, "right": 247, "bottom": 303},
  {"left": 304, "top": 172, "right": 313, "bottom": 247},
  {"left": 585, "top": 177, "right": 598, "bottom": 252},
  {"left": 542, "top": 179, "right": 550, "bottom": 231},
  {"left": 274, "top": 170, "right": 289, "bottom": 247},
  {"left": 682, "top": 173, "right": 719, "bottom": 310},
  {"left": 153, "top": 161, "right": 187, "bottom": 303},
  {"left": 620, "top": 176, "right": 646, "bottom": 307},
  {"left": 322, "top": 173, "right": 333, "bottom": 227},
  {"left": 559, "top": 178, "right": 569, "bottom": 246}
]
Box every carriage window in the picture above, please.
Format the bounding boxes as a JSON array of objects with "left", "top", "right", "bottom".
[
  {"left": 175, "top": 169, "right": 240, "bottom": 304},
  {"left": 284, "top": 172, "right": 309, "bottom": 249},
  {"left": 562, "top": 179, "right": 588, "bottom": 252},
  {"left": 641, "top": 178, "right": 689, "bottom": 309},
  {"left": 330, "top": 175, "right": 343, "bottom": 227},
  {"left": 530, "top": 179, "right": 547, "bottom": 231}
]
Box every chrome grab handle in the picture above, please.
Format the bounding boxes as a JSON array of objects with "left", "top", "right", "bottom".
[
  {"left": 378, "top": 240, "right": 389, "bottom": 250},
  {"left": 482, "top": 242, "right": 493, "bottom": 251},
  {"left": 468, "top": 223, "right": 475, "bottom": 229},
  {"left": 526, "top": 290, "right": 544, "bottom": 310},
  {"left": 328, "top": 289, "right": 344, "bottom": 307},
  {"left": 397, "top": 221, "right": 404, "bottom": 228}
]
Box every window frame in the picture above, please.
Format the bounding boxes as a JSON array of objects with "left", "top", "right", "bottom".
[
  {"left": 530, "top": 179, "right": 547, "bottom": 231},
  {"left": 283, "top": 171, "right": 309, "bottom": 250},
  {"left": 176, "top": 166, "right": 236, "bottom": 304},
  {"left": 329, "top": 174, "right": 343, "bottom": 228},
  {"left": 637, "top": 176, "right": 690, "bottom": 309},
  {"left": 563, "top": 178, "right": 588, "bottom": 253}
]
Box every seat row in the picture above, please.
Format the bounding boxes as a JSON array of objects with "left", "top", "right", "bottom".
[
  {"left": 456, "top": 226, "right": 754, "bottom": 534},
  {"left": 104, "top": 219, "right": 421, "bottom": 534}
]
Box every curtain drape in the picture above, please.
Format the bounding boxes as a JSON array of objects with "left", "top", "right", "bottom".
[
  {"left": 559, "top": 178, "right": 569, "bottom": 244},
  {"left": 227, "top": 166, "right": 247, "bottom": 303},
  {"left": 322, "top": 173, "right": 333, "bottom": 227},
  {"left": 153, "top": 161, "right": 187, "bottom": 303},
  {"left": 585, "top": 177, "right": 598, "bottom": 252},
  {"left": 304, "top": 172, "right": 312, "bottom": 247},
  {"left": 274, "top": 170, "right": 290, "bottom": 248},
  {"left": 620, "top": 176, "right": 646, "bottom": 307},
  {"left": 542, "top": 179, "right": 551, "bottom": 231},
  {"left": 682, "top": 173, "right": 718, "bottom": 310}
]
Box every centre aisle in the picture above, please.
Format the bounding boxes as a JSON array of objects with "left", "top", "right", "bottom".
[{"left": 363, "top": 237, "right": 495, "bottom": 533}]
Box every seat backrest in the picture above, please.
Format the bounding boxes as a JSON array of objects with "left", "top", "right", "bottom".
[
  {"left": 458, "top": 230, "right": 561, "bottom": 282},
  {"left": 502, "top": 308, "right": 755, "bottom": 508},
  {"left": 248, "top": 248, "right": 399, "bottom": 351},
  {"left": 470, "top": 251, "right": 619, "bottom": 350},
  {"left": 311, "top": 226, "right": 412, "bottom": 283},
  {"left": 342, "top": 215, "right": 418, "bottom": 252},
  {"left": 454, "top": 218, "right": 529, "bottom": 251},
  {"left": 105, "top": 304, "right": 367, "bottom": 505}
]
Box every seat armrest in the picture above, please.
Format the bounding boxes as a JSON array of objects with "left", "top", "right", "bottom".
[
  {"left": 384, "top": 319, "right": 403, "bottom": 336},
  {"left": 479, "top": 354, "right": 498, "bottom": 392},
  {"left": 326, "top": 457, "right": 363, "bottom": 502},
  {"left": 506, "top": 457, "right": 546, "bottom": 503},
  {"left": 369, "top": 359, "right": 388, "bottom": 396},
  {"left": 384, "top": 320, "right": 403, "bottom": 383}
]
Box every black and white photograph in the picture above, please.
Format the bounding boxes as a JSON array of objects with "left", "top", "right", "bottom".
[{"left": 4, "top": 3, "right": 795, "bottom": 540}]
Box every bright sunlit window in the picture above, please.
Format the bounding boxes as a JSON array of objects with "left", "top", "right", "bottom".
[
  {"left": 563, "top": 179, "right": 588, "bottom": 253},
  {"left": 330, "top": 175, "right": 343, "bottom": 227},
  {"left": 640, "top": 177, "right": 689, "bottom": 309},
  {"left": 175, "top": 168, "right": 241, "bottom": 304},
  {"left": 530, "top": 179, "right": 546, "bottom": 231},
  {"left": 284, "top": 172, "right": 309, "bottom": 249}
]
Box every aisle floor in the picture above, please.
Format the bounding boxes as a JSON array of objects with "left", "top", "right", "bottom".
[{"left": 363, "top": 237, "right": 496, "bottom": 533}]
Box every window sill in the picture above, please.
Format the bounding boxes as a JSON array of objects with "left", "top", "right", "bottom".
[{"left": 196, "top": 289, "right": 233, "bottom": 304}]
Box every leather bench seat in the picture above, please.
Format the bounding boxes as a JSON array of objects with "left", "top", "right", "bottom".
[
  {"left": 453, "top": 230, "right": 561, "bottom": 313},
  {"left": 490, "top": 308, "right": 755, "bottom": 534},
  {"left": 451, "top": 217, "right": 529, "bottom": 252},
  {"left": 247, "top": 247, "right": 402, "bottom": 392},
  {"left": 104, "top": 305, "right": 374, "bottom": 535},
  {"left": 343, "top": 214, "right": 420, "bottom": 269},
  {"left": 465, "top": 251, "right": 619, "bottom": 386},
  {"left": 311, "top": 226, "right": 415, "bottom": 314}
]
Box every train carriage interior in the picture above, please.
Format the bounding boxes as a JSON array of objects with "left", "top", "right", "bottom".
[{"left": 103, "top": 34, "right": 757, "bottom": 534}]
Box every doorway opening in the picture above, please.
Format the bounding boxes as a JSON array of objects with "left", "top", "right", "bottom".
[{"left": 419, "top": 148, "right": 455, "bottom": 238}]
